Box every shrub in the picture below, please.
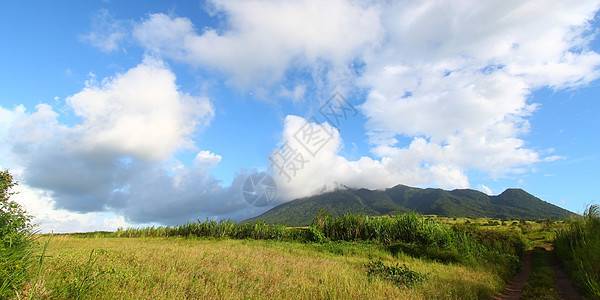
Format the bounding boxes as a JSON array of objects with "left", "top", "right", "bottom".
[
  {"left": 365, "top": 260, "right": 426, "bottom": 287},
  {"left": 485, "top": 220, "right": 500, "bottom": 226},
  {"left": 0, "top": 170, "right": 35, "bottom": 298},
  {"left": 305, "top": 225, "right": 328, "bottom": 243}
]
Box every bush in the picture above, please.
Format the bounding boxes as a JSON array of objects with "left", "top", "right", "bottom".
[
  {"left": 0, "top": 169, "right": 35, "bottom": 298},
  {"left": 365, "top": 260, "right": 426, "bottom": 287},
  {"left": 305, "top": 225, "right": 328, "bottom": 243}
]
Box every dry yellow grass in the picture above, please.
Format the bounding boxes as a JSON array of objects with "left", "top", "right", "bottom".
[{"left": 24, "top": 236, "right": 505, "bottom": 299}]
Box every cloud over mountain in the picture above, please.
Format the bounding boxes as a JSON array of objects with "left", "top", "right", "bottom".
[{"left": 2, "top": 0, "right": 600, "bottom": 231}]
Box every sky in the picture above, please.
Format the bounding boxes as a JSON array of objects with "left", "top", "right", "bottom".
[{"left": 1, "top": 0, "right": 600, "bottom": 233}]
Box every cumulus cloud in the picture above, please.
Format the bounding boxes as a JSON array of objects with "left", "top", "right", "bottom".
[
  {"left": 110, "top": 162, "right": 268, "bottom": 224},
  {"left": 10, "top": 180, "right": 133, "bottom": 233},
  {"left": 358, "top": 0, "right": 600, "bottom": 186},
  {"left": 133, "top": 0, "right": 382, "bottom": 88},
  {"left": 269, "top": 115, "right": 458, "bottom": 201},
  {"left": 268, "top": 114, "right": 538, "bottom": 200},
  {"left": 253, "top": 0, "right": 600, "bottom": 200},
  {"left": 129, "top": 0, "right": 600, "bottom": 198},
  {"left": 4, "top": 0, "right": 600, "bottom": 231},
  {"left": 67, "top": 57, "right": 213, "bottom": 161},
  {"left": 0, "top": 59, "right": 269, "bottom": 226}
]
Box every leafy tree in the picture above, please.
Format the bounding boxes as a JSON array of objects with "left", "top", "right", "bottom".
[
  {"left": 0, "top": 169, "right": 35, "bottom": 297},
  {"left": 1, "top": 170, "right": 33, "bottom": 243}
]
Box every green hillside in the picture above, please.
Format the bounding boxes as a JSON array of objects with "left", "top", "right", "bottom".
[{"left": 246, "top": 185, "right": 575, "bottom": 226}]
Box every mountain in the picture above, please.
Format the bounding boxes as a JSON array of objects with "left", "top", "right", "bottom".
[{"left": 246, "top": 185, "right": 576, "bottom": 226}]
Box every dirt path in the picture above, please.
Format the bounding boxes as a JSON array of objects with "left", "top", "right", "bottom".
[
  {"left": 494, "top": 250, "right": 533, "bottom": 300},
  {"left": 494, "top": 245, "right": 582, "bottom": 300},
  {"left": 540, "top": 245, "right": 582, "bottom": 300}
]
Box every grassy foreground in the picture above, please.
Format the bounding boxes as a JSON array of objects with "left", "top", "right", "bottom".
[
  {"left": 21, "top": 236, "right": 506, "bottom": 299},
  {"left": 9, "top": 212, "right": 555, "bottom": 299}
]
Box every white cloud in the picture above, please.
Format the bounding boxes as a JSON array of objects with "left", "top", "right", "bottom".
[
  {"left": 66, "top": 57, "right": 214, "bottom": 161},
  {"left": 111, "top": 0, "right": 600, "bottom": 223},
  {"left": 279, "top": 85, "right": 306, "bottom": 103},
  {"left": 80, "top": 9, "right": 128, "bottom": 53},
  {"left": 11, "top": 182, "right": 133, "bottom": 233},
  {"left": 0, "top": 58, "right": 263, "bottom": 228},
  {"left": 133, "top": 0, "right": 382, "bottom": 88},
  {"left": 358, "top": 0, "right": 600, "bottom": 185},
  {"left": 269, "top": 116, "right": 469, "bottom": 201},
  {"left": 477, "top": 184, "right": 493, "bottom": 195},
  {"left": 4, "top": 58, "right": 215, "bottom": 214},
  {"left": 4, "top": 0, "right": 600, "bottom": 231},
  {"left": 109, "top": 161, "right": 268, "bottom": 224},
  {"left": 130, "top": 1, "right": 600, "bottom": 196},
  {"left": 193, "top": 150, "right": 222, "bottom": 167}
]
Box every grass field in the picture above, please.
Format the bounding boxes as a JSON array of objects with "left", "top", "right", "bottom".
[
  {"left": 2, "top": 170, "right": 587, "bottom": 299},
  {"left": 20, "top": 236, "right": 507, "bottom": 299},
  {"left": 8, "top": 214, "right": 577, "bottom": 299}
]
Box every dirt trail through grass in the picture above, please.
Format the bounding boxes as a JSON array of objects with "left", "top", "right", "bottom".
[
  {"left": 540, "top": 245, "right": 582, "bottom": 300},
  {"left": 495, "top": 250, "right": 533, "bottom": 300},
  {"left": 495, "top": 245, "right": 582, "bottom": 300}
]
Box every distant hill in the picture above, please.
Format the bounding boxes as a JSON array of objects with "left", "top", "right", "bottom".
[{"left": 246, "top": 185, "right": 576, "bottom": 226}]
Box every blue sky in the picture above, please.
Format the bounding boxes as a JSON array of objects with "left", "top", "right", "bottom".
[{"left": 1, "top": 1, "right": 599, "bottom": 232}]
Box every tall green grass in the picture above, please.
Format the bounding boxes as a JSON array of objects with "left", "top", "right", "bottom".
[
  {"left": 310, "top": 211, "right": 525, "bottom": 279},
  {"left": 0, "top": 234, "right": 35, "bottom": 297},
  {"left": 114, "top": 220, "right": 301, "bottom": 240},
  {"left": 107, "top": 211, "right": 525, "bottom": 281},
  {"left": 554, "top": 204, "right": 600, "bottom": 298}
]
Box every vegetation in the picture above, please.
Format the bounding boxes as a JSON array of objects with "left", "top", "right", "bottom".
[
  {"left": 85, "top": 211, "right": 527, "bottom": 280},
  {"left": 0, "top": 170, "right": 35, "bottom": 298},
  {"left": 365, "top": 260, "right": 427, "bottom": 287},
  {"left": 17, "top": 211, "right": 523, "bottom": 298},
  {"left": 554, "top": 204, "right": 600, "bottom": 298},
  {"left": 310, "top": 212, "right": 526, "bottom": 280},
  {"left": 113, "top": 219, "right": 299, "bottom": 240},
  {"left": 20, "top": 236, "right": 509, "bottom": 299},
  {"left": 60, "top": 212, "right": 514, "bottom": 271},
  {"left": 521, "top": 247, "right": 560, "bottom": 299},
  {"left": 248, "top": 185, "right": 575, "bottom": 226},
  {"left": 4, "top": 201, "right": 587, "bottom": 299}
]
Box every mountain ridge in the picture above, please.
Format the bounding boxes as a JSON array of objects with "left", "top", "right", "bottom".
[{"left": 246, "top": 184, "right": 575, "bottom": 226}]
